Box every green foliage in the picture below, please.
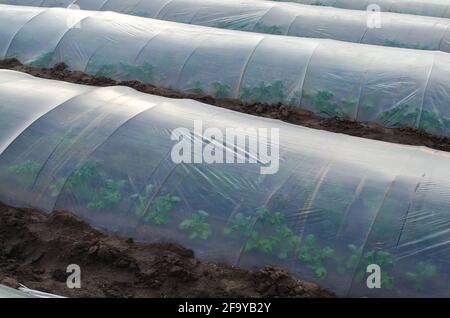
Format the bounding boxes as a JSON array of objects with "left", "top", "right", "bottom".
[
  {"left": 119, "top": 62, "right": 154, "bottom": 82},
  {"left": 49, "top": 178, "right": 65, "bottom": 198},
  {"left": 30, "top": 51, "right": 54, "bottom": 68},
  {"left": 377, "top": 104, "right": 418, "bottom": 126},
  {"left": 313, "top": 90, "right": 356, "bottom": 117},
  {"left": 212, "top": 81, "right": 231, "bottom": 98},
  {"left": 254, "top": 22, "right": 283, "bottom": 35},
  {"left": 213, "top": 20, "right": 253, "bottom": 31},
  {"left": 378, "top": 105, "right": 448, "bottom": 133},
  {"left": 131, "top": 187, "right": 180, "bottom": 225},
  {"left": 189, "top": 80, "right": 204, "bottom": 94},
  {"left": 224, "top": 213, "right": 253, "bottom": 238},
  {"left": 7, "top": 160, "right": 40, "bottom": 189},
  {"left": 53, "top": 160, "right": 126, "bottom": 211},
  {"left": 419, "top": 110, "right": 448, "bottom": 132},
  {"left": 298, "top": 234, "right": 334, "bottom": 280},
  {"left": 314, "top": 90, "right": 335, "bottom": 115},
  {"left": 383, "top": 39, "right": 429, "bottom": 50},
  {"left": 94, "top": 62, "right": 154, "bottom": 83},
  {"left": 287, "top": 91, "right": 303, "bottom": 106},
  {"left": 339, "top": 245, "right": 395, "bottom": 289},
  {"left": 336, "top": 243, "right": 360, "bottom": 274},
  {"left": 234, "top": 208, "right": 300, "bottom": 260},
  {"left": 240, "top": 81, "right": 285, "bottom": 104},
  {"left": 95, "top": 64, "right": 117, "bottom": 78},
  {"left": 406, "top": 262, "right": 438, "bottom": 291},
  {"left": 340, "top": 96, "right": 357, "bottom": 115},
  {"left": 179, "top": 210, "right": 212, "bottom": 240}
]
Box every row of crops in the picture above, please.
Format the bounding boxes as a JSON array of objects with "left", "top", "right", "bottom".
[
  {"left": 1, "top": 4, "right": 450, "bottom": 136},
  {"left": 1, "top": 70, "right": 450, "bottom": 297},
  {"left": 3, "top": 0, "right": 450, "bottom": 52}
]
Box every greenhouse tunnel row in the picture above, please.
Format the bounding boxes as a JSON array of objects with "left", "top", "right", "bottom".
[
  {"left": 4, "top": 0, "right": 450, "bottom": 53},
  {"left": 269, "top": 0, "right": 450, "bottom": 19},
  {"left": 2, "top": 0, "right": 448, "bottom": 19},
  {"left": 0, "top": 69, "right": 450, "bottom": 297},
  {"left": 1, "top": 5, "right": 450, "bottom": 137}
]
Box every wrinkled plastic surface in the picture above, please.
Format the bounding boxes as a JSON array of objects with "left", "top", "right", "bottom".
[
  {"left": 1, "top": 70, "right": 450, "bottom": 297},
  {"left": 1, "top": 5, "right": 450, "bottom": 137},
  {"left": 269, "top": 0, "right": 450, "bottom": 19},
  {"left": 3, "top": 0, "right": 450, "bottom": 53},
  {"left": 0, "top": 285, "right": 34, "bottom": 298}
]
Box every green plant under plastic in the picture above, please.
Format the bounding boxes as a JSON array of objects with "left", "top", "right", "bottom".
[
  {"left": 383, "top": 39, "right": 429, "bottom": 50},
  {"left": 212, "top": 81, "right": 231, "bottom": 98},
  {"left": 226, "top": 208, "right": 300, "bottom": 260},
  {"left": 213, "top": 20, "right": 253, "bottom": 31},
  {"left": 312, "top": 90, "right": 356, "bottom": 117},
  {"left": 253, "top": 22, "right": 283, "bottom": 35},
  {"left": 92, "top": 61, "right": 154, "bottom": 83},
  {"left": 188, "top": 80, "right": 204, "bottom": 95},
  {"left": 339, "top": 244, "right": 395, "bottom": 289},
  {"left": 131, "top": 188, "right": 181, "bottom": 225},
  {"left": 179, "top": 210, "right": 212, "bottom": 240},
  {"left": 378, "top": 104, "right": 450, "bottom": 133},
  {"left": 30, "top": 51, "right": 55, "bottom": 68},
  {"left": 224, "top": 212, "right": 253, "bottom": 238},
  {"left": 7, "top": 160, "right": 40, "bottom": 189},
  {"left": 240, "top": 81, "right": 285, "bottom": 104},
  {"left": 298, "top": 234, "right": 334, "bottom": 280},
  {"left": 51, "top": 160, "right": 126, "bottom": 211},
  {"left": 406, "top": 261, "right": 438, "bottom": 291}
]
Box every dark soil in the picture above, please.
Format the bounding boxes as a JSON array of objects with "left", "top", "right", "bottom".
[
  {"left": 0, "top": 202, "right": 334, "bottom": 298},
  {"left": 1, "top": 58, "right": 450, "bottom": 152}
]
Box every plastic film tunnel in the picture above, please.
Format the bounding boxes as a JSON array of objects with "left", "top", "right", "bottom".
[
  {"left": 1, "top": 69, "right": 450, "bottom": 297},
  {"left": 1, "top": 4, "right": 450, "bottom": 137},
  {"left": 269, "top": 0, "right": 450, "bottom": 19},
  {"left": 3, "top": 0, "right": 450, "bottom": 53},
  {"left": 3, "top": 0, "right": 449, "bottom": 19}
]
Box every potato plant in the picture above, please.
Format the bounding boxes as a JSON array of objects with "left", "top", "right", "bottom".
[
  {"left": 337, "top": 244, "right": 395, "bottom": 289},
  {"left": 226, "top": 208, "right": 300, "bottom": 260},
  {"left": 51, "top": 160, "right": 126, "bottom": 211},
  {"left": 240, "top": 81, "right": 285, "bottom": 104},
  {"left": 7, "top": 160, "right": 40, "bottom": 189},
  {"left": 406, "top": 262, "right": 438, "bottom": 291},
  {"left": 131, "top": 186, "right": 180, "bottom": 225},
  {"left": 179, "top": 210, "right": 212, "bottom": 240},
  {"left": 298, "top": 234, "right": 334, "bottom": 280}
]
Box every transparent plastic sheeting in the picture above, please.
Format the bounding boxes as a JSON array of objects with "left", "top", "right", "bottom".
[
  {"left": 1, "top": 70, "right": 450, "bottom": 297},
  {"left": 0, "top": 285, "right": 33, "bottom": 298},
  {"left": 3, "top": 0, "right": 450, "bottom": 54},
  {"left": 2, "top": 6, "right": 450, "bottom": 137},
  {"left": 269, "top": 0, "right": 450, "bottom": 19}
]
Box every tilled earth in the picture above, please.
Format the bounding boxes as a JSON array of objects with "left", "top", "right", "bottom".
[
  {"left": 1, "top": 58, "right": 450, "bottom": 152},
  {"left": 0, "top": 202, "right": 334, "bottom": 298}
]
